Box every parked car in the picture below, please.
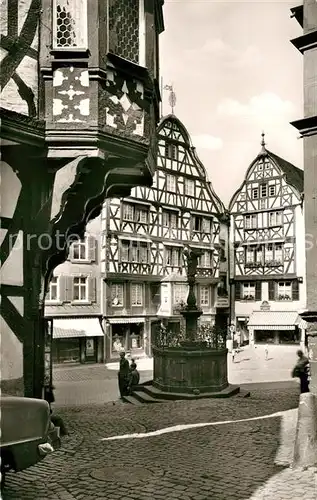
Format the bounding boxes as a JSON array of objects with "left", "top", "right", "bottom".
[{"left": 0, "top": 396, "right": 61, "bottom": 487}]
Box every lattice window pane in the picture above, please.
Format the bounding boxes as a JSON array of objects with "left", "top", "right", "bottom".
[
  {"left": 109, "top": 0, "right": 140, "bottom": 64},
  {"left": 53, "top": 0, "right": 88, "bottom": 49}
]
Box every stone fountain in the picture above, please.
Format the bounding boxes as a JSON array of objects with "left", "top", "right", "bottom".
[{"left": 151, "top": 247, "right": 239, "bottom": 398}]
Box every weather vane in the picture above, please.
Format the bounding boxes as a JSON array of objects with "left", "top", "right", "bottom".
[{"left": 163, "top": 84, "right": 176, "bottom": 114}]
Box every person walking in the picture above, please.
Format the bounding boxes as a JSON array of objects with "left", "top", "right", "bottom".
[
  {"left": 264, "top": 343, "right": 269, "bottom": 361},
  {"left": 118, "top": 351, "right": 130, "bottom": 398},
  {"left": 292, "top": 349, "right": 310, "bottom": 394},
  {"left": 232, "top": 348, "right": 235, "bottom": 363}
]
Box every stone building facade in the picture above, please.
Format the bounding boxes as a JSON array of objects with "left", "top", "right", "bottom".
[{"left": 291, "top": 0, "right": 317, "bottom": 393}]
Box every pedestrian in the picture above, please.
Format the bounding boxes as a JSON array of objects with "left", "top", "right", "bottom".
[
  {"left": 232, "top": 348, "right": 235, "bottom": 363},
  {"left": 292, "top": 349, "right": 310, "bottom": 394},
  {"left": 127, "top": 361, "right": 140, "bottom": 394},
  {"left": 264, "top": 343, "right": 269, "bottom": 361},
  {"left": 118, "top": 351, "right": 130, "bottom": 398}
]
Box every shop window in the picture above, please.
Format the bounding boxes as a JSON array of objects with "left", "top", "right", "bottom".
[
  {"left": 131, "top": 283, "right": 143, "bottom": 306},
  {"left": 47, "top": 276, "right": 60, "bottom": 301},
  {"left": 53, "top": 0, "right": 87, "bottom": 49},
  {"left": 73, "top": 276, "right": 88, "bottom": 301}
]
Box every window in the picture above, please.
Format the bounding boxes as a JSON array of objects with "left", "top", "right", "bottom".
[
  {"left": 274, "top": 244, "right": 283, "bottom": 263},
  {"left": 121, "top": 241, "right": 129, "bottom": 261},
  {"left": 135, "top": 207, "right": 148, "bottom": 223},
  {"left": 71, "top": 239, "right": 88, "bottom": 261},
  {"left": 48, "top": 276, "right": 59, "bottom": 301},
  {"left": 73, "top": 277, "right": 88, "bottom": 301},
  {"left": 131, "top": 283, "right": 143, "bottom": 306},
  {"left": 165, "top": 143, "right": 177, "bottom": 160},
  {"left": 122, "top": 203, "right": 148, "bottom": 224},
  {"left": 252, "top": 188, "right": 259, "bottom": 199},
  {"left": 269, "top": 185, "right": 276, "bottom": 196},
  {"left": 277, "top": 281, "right": 292, "bottom": 300},
  {"left": 198, "top": 251, "right": 211, "bottom": 268},
  {"left": 166, "top": 174, "right": 176, "bottom": 192},
  {"left": 242, "top": 283, "right": 255, "bottom": 300},
  {"left": 166, "top": 247, "right": 181, "bottom": 267},
  {"left": 185, "top": 179, "right": 194, "bottom": 196},
  {"left": 260, "top": 183, "right": 267, "bottom": 197},
  {"left": 246, "top": 246, "right": 255, "bottom": 263},
  {"left": 108, "top": 0, "right": 143, "bottom": 64},
  {"left": 268, "top": 211, "right": 282, "bottom": 226},
  {"left": 245, "top": 214, "right": 257, "bottom": 229},
  {"left": 200, "top": 286, "right": 209, "bottom": 306},
  {"left": 193, "top": 216, "right": 202, "bottom": 232},
  {"left": 202, "top": 217, "right": 211, "bottom": 233},
  {"left": 122, "top": 203, "right": 134, "bottom": 221},
  {"left": 120, "top": 241, "right": 148, "bottom": 263},
  {"left": 162, "top": 210, "right": 177, "bottom": 229},
  {"left": 53, "top": 0, "right": 88, "bottom": 49},
  {"left": 265, "top": 244, "right": 273, "bottom": 262},
  {"left": 256, "top": 246, "right": 263, "bottom": 264},
  {"left": 111, "top": 284, "right": 123, "bottom": 306},
  {"left": 174, "top": 284, "right": 188, "bottom": 304}
]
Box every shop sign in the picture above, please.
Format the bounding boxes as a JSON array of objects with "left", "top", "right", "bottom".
[{"left": 260, "top": 301, "right": 271, "bottom": 312}]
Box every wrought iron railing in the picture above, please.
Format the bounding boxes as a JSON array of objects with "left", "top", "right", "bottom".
[{"left": 153, "top": 323, "right": 226, "bottom": 350}]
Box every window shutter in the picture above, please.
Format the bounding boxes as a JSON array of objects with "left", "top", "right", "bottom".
[
  {"left": 255, "top": 281, "right": 262, "bottom": 301},
  {"left": 235, "top": 282, "right": 241, "bottom": 300},
  {"left": 65, "top": 276, "right": 74, "bottom": 302},
  {"left": 87, "top": 235, "right": 96, "bottom": 261},
  {"left": 268, "top": 281, "right": 275, "bottom": 301},
  {"left": 88, "top": 277, "right": 97, "bottom": 303},
  {"left": 59, "top": 275, "right": 67, "bottom": 302},
  {"left": 131, "top": 284, "right": 136, "bottom": 305},
  {"left": 292, "top": 280, "right": 299, "bottom": 301}
]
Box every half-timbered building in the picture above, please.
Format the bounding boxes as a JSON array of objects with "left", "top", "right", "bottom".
[
  {"left": 229, "top": 135, "right": 307, "bottom": 346},
  {"left": 101, "top": 115, "right": 229, "bottom": 361},
  {"left": 44, "top": 218, "right": 104, "bottom": 365},
  {"left": 0, "top": 0, "right": 165, "bottom": 398}
]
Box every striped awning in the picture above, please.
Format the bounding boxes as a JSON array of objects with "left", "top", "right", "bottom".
[
  {"left": 248, "top": 311, "right": 307, "bottom": 330},
  {"left": 107, "top": 317, "right": 145, "bottom": 325},
  {"left": 53, "top": 318, "right": 104, "bottom": 339}
]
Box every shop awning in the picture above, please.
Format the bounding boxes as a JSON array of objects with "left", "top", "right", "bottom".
[
  {"left": 53, "top": 318, "right": 104, "bottom": 339},
  {"left": 247, "top": 311, "right": 306, "bottom": 330},
  {"left": 107, "top": 317, "right": 145, "bottom": 325}
]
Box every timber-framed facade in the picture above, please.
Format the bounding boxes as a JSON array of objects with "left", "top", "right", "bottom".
[
  {"left": 229, "top": 136, "right": 307, "bottom": 346},
  {"left": 0, "top": 0, "right": 165, "bottom": 398},
  {"left": 101, "top": 115, "right": 230, "bottom": 361}
]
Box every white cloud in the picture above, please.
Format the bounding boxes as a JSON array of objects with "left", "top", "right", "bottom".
[
  {"left": 198, "top": 38, "right": 262, "bottom": 68},
  {"left": 217, "top": 92, "right": 295, "bottom": 121},
  {"left": 191, "top": 134, "right": 223, "bottom": 151}
]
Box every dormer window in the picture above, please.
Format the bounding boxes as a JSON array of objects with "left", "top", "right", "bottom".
[
  {"left": 252, "top": 187, "right": 259, "bottom": 199},
  {"left": 260, "top": 183, "right": 267, "bottom": 197},
  {"left": 269, "top": 185, "right": 276, "bottom": 196},
  {"left": 53, "top": 0, "right": 88, "bottom": 50},
  {"left": 108, "top": 0, "right": 145, "bottom": 65}
]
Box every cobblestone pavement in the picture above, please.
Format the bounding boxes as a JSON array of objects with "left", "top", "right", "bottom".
[{"left": 3, "top": 387, "right": 316, "bottom": 500}]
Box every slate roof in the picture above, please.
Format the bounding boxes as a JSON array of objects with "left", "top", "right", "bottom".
[{"left": 266, "top": 150, "right": 304, "bottom": 194}]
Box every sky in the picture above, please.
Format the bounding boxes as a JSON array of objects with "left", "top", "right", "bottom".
[{"left": 159, "top": 0, "right": 303, "bottom": 207}]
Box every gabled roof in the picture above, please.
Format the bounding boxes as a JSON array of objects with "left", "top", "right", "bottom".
[{"left": 267, "top": 150, "right": 304, "bottom": 194}]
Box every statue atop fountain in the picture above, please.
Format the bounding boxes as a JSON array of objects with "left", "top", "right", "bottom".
[{"left": 181, "top": 246, "right": 204, "bottom": 345}]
